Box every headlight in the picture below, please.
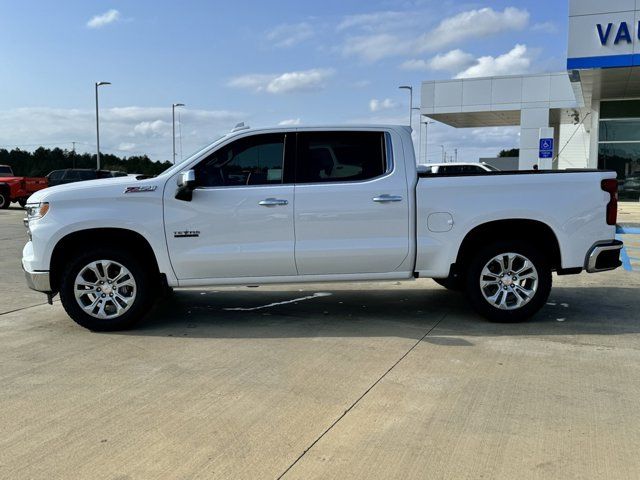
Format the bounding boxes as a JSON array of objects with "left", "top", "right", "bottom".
[{"left": 25, "top": 202, "right": 50, "bottom": 221}]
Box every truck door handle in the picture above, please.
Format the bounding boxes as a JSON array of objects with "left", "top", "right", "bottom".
[
  {"left": 258, "top": 198, "right": 289, "bottom": 207},
  {"left": 372, "top": 194, "right": 403, "bottom": 203}
]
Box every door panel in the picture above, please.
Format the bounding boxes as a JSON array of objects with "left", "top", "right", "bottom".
[
  {"left": 164, "top": 132, "right": 296, "bottom": 280},
  {"left": 294, "top": 131, "right": 410, "bottom": 275},
  {"left": 164, "top": 186, "right": 296, "bottom": 279}
]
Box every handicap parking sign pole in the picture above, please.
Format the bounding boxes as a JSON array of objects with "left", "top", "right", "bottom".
[{"left": 538, "top": 127, "right": 555, "bottom": 169}]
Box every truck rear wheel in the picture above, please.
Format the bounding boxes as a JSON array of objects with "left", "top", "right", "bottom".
[
  {"left": 59, "top": 248, "right": 156, "bottom": 331},
  {"left": 464, "top": 241, "right": 551, "bottom": 323}
]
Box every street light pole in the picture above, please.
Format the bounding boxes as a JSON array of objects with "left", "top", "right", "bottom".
[
  {"left": 399, "top": 85, "right": 413, "bottom": 129},
  {"left": 412, "top": 107, "right": 421, "bottom": 162},
  {"left": 423, "top": 120, "right": 434, "bottom": 164},
  {"left": 440, "top": 145, "right": 446, "bottom": 162},
  {"left": 95, "top": 81, "right": 111, "bottom": 170},
  {"left": 172, "top": 103, "right": 185, "bottom": 164}
]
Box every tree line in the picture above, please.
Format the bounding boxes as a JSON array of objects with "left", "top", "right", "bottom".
[{"left": 0, "top": 147, "right": 172, "bottom": 177}]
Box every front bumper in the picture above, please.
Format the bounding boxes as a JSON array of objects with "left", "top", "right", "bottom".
[
  {"left": 585, "top": 240, "right": 623, "bottom": 273},
  {"left": 24, "top": 269, "right": 51, "bottom": 292}
]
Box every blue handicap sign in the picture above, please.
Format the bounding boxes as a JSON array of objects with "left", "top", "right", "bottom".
[
  {"left": 539, "top": 138, "right": 554, "bottom": 159},
  {"left": 539, "top": 138, "right": 554, "bottom": 151}
]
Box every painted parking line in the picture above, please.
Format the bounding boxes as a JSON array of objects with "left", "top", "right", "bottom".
[{"left": 616, "top": 225, "right": 640, "bottom": 272}]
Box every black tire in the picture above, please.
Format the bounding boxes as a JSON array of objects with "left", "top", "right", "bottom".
[
  {"left": 434, "top": 276, "right": 462, "bottom": 291},
  {"left": 59, "top": 247, "right": 156, "bottom": 331},
  {"left": 464, "top": 241, "right": 552, "bottom": 323},
  {"left": 0, "top": 189, "right": 9, "bottom": 209}
]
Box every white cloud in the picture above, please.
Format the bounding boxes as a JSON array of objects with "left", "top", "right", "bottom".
[
  {"left": 401, "top": 49, "right": 475, "bottom": 72},
  {"left": 340, "top": 7, "right": 529, "bottom": 62},
  {"left": 87, "top": 9, "right": 121, "bottom": 29},
  {"left": 278, "top": 118, "right": 301, "bottom": 126},
  {"left": 267, "top": 22, "right": 314, "bottom": 48},
  {"left": 369, "top": 98, "right": 398, "bottom": 112},
  {"left": 420, "top": 7, "right": 529, "bottom": 51},
  {"left": 228, "top": 68, "right": 334, "bottom": 94},
  {"left": 133, "top": 120, "right": 171, "bottom": 138},
  {"left": 0, "top": 107, "right": 244, "bottom": 161},
  {"left": 455, "top": 44, "right": 531, "bottom": 78},
  {"left": 428, "top": 49, "right": 475, "bottom": 71}
]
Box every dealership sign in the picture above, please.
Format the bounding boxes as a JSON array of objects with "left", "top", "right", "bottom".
[
  {"left": 567, "top": 4, "right": 640, "bottom": 70},
  {"left": 596, "top": 22, "right": 638, "bottom": 45}
]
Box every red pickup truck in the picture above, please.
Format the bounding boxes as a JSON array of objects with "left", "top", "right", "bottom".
[{"left": 0, "top": 165, "right": 48, "bottom": 209}]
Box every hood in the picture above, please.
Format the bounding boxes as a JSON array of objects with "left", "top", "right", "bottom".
[
  {"left": 28, "top": 176, "right": 164, "bottom": 203},
  {"left": 0, "top": 176, "right": 22, "bottom": 183}
]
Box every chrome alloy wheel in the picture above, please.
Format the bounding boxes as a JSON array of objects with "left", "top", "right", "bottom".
[
  {"left": 74, "top": 260, "right": 137, "bottom": 319},
  {"left": 479, "top": 252, "right": 538, "bottom": 310}
]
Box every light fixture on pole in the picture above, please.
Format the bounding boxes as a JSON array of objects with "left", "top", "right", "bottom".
[
  {"left": 172, "top": 103, "right": 185, "bottom": 164},
  {"left": 398, "top": 85, "right": 413, "bottom": 129},
  {"left": 95, "top": 81, "right": 111, "bottom": 170}
]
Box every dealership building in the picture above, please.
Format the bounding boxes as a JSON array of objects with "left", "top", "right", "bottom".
[{"left": 420, "top": 0, "right": 640, "bottom": 190}]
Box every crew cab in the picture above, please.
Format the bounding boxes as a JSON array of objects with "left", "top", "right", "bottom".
[
  {"left": 0, "top": 166, "right": 48, "bottom": 209},
  {"left": 22, "top": 125, "right": 623, "bottom": 331}
]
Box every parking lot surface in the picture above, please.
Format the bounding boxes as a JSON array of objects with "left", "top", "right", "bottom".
[{"left": 1, "top": 206, "right": 640, "bottom": 479}]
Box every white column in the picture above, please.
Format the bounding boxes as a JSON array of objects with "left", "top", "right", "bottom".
[
  {"left": 519, "top": 107, "right": 550, "bottom": 170},
  {"left": 588, "top": 100, "right": 600, "bottom": 169}
]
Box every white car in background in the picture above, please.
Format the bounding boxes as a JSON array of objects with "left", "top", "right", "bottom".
[{"left": 418, "top": 162, "right": 499, "bottom": 175}]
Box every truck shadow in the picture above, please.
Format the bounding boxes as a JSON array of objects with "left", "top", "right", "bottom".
[{"left": 115, "top": 285, "right": 640, "bottom": 340}]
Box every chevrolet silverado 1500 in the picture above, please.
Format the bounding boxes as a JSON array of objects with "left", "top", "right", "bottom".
[{"left": 21, "top": 125, "right": 623, "bottom": 331}]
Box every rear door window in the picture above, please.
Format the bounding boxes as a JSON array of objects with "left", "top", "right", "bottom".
[{"left": 296, "top": 131, "right": 386, "bottom": 183}]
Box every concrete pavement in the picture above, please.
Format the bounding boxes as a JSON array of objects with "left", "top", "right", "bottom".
[{"left": 1, "top": 207, "right": 639, "bottom": 480}]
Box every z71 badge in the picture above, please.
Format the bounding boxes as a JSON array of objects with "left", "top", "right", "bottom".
[
  {"left": 124, "top": 186, "right": 157, "bottom": 194},
  {"left": 174, "top": 230, "right": 200, "bottom": 238}
]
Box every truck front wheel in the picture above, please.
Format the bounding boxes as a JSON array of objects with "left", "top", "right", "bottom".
[
  {"left": 59, "top": 248, "right": 156, "bottom": 331},
  {"left": 0, "top": 189, "right": 9, "bottom": 209},
  {"left": 464, "top": 241, "right": 551, "bottom": 323}
]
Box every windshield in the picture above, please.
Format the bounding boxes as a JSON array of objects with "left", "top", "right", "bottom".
[
  {"left": 482, "top": 163, "right": 500, "bottom": 171},
  {"left": 0, "top": 166, "right": 12, "bottom": 175}
]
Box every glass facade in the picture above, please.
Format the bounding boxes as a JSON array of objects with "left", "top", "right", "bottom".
[{"left": 598, "top": 101, "right": 640, "bottom": 200}]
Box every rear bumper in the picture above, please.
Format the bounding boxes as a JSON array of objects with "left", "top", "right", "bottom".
[
  {"left": 585, "top": 240, "right": 623, "bottom": 273},
  {"left": 24, "top": 269, "right": 51, "bottom": 292}
]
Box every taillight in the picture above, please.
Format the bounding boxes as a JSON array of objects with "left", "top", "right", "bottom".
[{"left": 601, "top": 179, "right": 618, "bottom": 226}]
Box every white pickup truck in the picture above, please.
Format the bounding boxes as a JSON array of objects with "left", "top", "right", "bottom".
[{"left": 22, "top": 125, "right": 623, "bottom": 331}]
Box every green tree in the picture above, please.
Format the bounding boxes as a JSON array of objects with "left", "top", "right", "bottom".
[
  {"left": 498, "top": 148, "right": 519, "bottom": 158},
  {"left": 3, "top": 147, "right": 171, "bottom": 177}
]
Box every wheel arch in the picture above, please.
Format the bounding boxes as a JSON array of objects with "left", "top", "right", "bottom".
[
  {"left": 455, "top": 219, "right": 562, "bottom": 274},
  {"left": 50, "top": 228, "right": 161, "bottom": 292}
]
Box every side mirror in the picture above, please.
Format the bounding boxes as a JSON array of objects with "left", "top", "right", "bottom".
[
  {"left": 175, "top": 169, "right": 196, "bottom": 201},
  {"left": 177, "top": 169, "right": 196, "bottom": 188}
]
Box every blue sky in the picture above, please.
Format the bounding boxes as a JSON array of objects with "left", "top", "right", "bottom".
[{"left": 0, "top": 0, "right": 568, "bottom": 163}]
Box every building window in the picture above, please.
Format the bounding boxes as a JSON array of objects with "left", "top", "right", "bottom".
[{"left": 598, "top": 101, "right": 640, "bottom": 200}]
